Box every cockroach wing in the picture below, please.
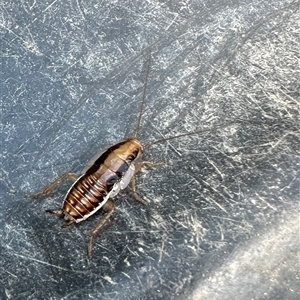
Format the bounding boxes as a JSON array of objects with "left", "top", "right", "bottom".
[
  {"left": 120, "top": 164, "right": 135, "bottom": 190},
  {"left": 81, "top": 149, "right": 106, "bottom": 174},
  {"left": 109, "top": 182, "right": 121, "bottom": 198}
]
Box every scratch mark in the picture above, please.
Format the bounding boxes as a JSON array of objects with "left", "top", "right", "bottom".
[
  {"left": 136, "top": 274, "right": 143, "bottom": 286},
  {"left": 13, "top": 253, "right": 84, "bottom": 273},
  {"left": 43, "top": 0, "right": 58, "bottom": 12},
  {"left": 76, "top": 0, "right": 86, "bottom": 20},
  {"left": 0, "top": 23, "right": 27, "bottom": 45},
  {"left": 5, "top": 270, "right": 17, "bottom": 278},
  {"left": 165, "top": 13, "right": 178, "bottom": 31},
  {"left": 29, "top": 0, "right": 37, "bottom": 11},
  {"left": 102, "top": 275, "right": 117, "bottom": 285},
  {"left": 218, "top": 223, "right": 224, "bottom": 241},
  {"left": 205, "top": 194, "right": 228, "bottom": 213},
  {"left": 158, "top": 238, "right": 165, "bottom": 263},
  {"left": 205, "top": 155, "right": 225, "bottom": 180},
  {"left": 121, "top": 272, "right": 131, "bottom": 279},
  {"left": 256, "top": 195, "right": 278, "bottom": 211},
  {"left": 190, "top": 175, "right": 229, "bottom": 212}
]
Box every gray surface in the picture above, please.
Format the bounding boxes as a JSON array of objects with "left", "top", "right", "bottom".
[{"left": 1, "top": 0, "right": 300, "bottom": 299}]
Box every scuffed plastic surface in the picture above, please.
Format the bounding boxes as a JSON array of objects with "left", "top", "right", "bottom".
[{"left": 1, "top": 0, "right": 299, "bottom": 299}]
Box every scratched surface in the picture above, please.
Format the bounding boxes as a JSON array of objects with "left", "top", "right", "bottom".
[{"left": 1, "top": 0, "right": 300, "bottom": 299}]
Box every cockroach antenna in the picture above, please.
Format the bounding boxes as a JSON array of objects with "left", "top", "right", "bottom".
[
  {"left": 134, "top": 50, "right": 152, "bottom": 138},
  {"left": 144, "top": 120, "right": 246, "bottom": 150},
  {"left": 27, "top": 42, "right": 251, "bottom": 259},
  {"left": 28, "top": 49, "right": 156, "bottom": 259}
]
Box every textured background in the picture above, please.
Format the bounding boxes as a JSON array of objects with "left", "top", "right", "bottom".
[{"left": 1, "top": 0, "right": 299, "bottom": 299}]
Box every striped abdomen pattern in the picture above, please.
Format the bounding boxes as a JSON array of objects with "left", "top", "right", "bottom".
[{"left": 62, "top": 138, "right": 143, "bottom": 223}]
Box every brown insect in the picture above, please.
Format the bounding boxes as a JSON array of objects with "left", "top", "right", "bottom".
[
  {"left": 27, "top": 53, "right": 236, "bottom": 258},
  {"left": 28, "top": 139, "right": 161, "bottom": 258},
  {"left": 27, "top": 55, "right": 164, "bottom": 259}
]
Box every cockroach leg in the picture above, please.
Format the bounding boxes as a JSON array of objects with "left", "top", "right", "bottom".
[
  {"left": 130, "top": 161, "right": 165, "bottom": 205},
  {"left": 26, "top": 172, "right": 77, "bottom": 199},
  {"left": 44, "top": 208, "right": 74, "bottom": 225},
  {"left": 45, "top": 209, "right": 75, "bottom": 227},
  {"left": 88, "top": 200, "right": 116, "bottom": 259},
  {"left": 130, "top": 176, "right": 148, "bottom": 205},
  {"left": 45, "top": 208, "right": 64, "bottom": 215},
  {"left": 134, "top": 161, "right": 165, "bottom": 175},
  {"left": 61, "top": 220, "right": 75, "bottom": 227}
]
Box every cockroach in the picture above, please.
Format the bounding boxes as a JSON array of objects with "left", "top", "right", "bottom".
[{"left": 27, "top": 53, "right": 238, "bottom": 259}]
